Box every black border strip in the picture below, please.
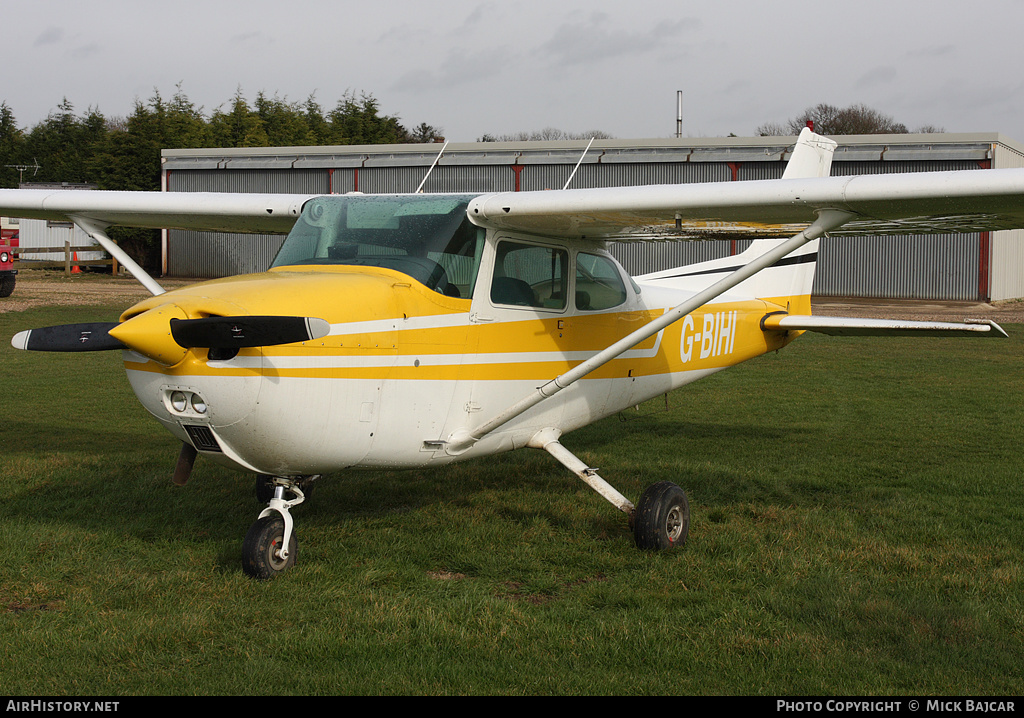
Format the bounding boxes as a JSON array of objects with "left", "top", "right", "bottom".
[{"left": 650, "top": 251, "right": 818, "bottom": 280}]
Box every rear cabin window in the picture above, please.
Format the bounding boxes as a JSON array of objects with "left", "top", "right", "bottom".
[{"left": 575, "top": 253, "right": 628, "bottom": 311}]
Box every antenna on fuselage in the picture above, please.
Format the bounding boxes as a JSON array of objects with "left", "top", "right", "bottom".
[
  {"left": 562, "top": 137, "right": 595, "bottom": 190},
  {"left": 415, "top": 141, "right": 449, "bottom": 193}
]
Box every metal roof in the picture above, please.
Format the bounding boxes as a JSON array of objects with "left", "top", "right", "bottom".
[{"left": 161, "top": 133, "right": 1024, "bottom": 172}]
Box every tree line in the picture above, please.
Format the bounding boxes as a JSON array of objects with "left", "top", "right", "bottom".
[
  {"left": 0, "top": 87, "right": 443, "bottom": 192},
  {"left": 757, "top": 103, "right": 942, "bottom": 136},
  {"left": 0, "top": 88, "right": 443, "bottom": 269}
]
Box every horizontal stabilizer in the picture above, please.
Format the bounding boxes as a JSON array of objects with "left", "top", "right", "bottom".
[
  {"left": 11, "top": 322, "right": 123, "bottom": 351},
  {"left": 760, "top": 314, "right": 1007, "bottom": 338}
]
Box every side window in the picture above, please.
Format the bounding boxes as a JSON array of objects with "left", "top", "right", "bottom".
[
  {"left": 575, "top": 253, "right": 628, "bottom": 311},
  {"left": 491, "top": 241, "right": 568, "bottom": 310}
]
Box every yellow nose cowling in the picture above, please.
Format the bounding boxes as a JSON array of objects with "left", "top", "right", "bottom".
[{"left": 109, "top": 304, "right": 190, "bottom": 366}]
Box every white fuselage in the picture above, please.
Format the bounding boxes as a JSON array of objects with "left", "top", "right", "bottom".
[{"left": 120, "top": 232, "right": 800, "bottom": 477}]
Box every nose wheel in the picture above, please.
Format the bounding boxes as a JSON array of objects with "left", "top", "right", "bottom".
[
  {"left": 242, "top": 476, "right": 308, "bottom": 579},
  {"left": 242, "top": 515, "right": 297, "bottom": 579}
]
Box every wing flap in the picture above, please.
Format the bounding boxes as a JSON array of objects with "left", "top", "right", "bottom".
[{"left": 760, "top": 314, "right": 1008, "bottom": 338}]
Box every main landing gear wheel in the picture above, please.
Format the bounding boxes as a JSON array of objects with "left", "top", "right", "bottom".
[
  {"left": 633, "top": 481, "right": 690, "bottom": 551},
  {"left": 242, "top": 515, "right": 297, "bottom": 580}
]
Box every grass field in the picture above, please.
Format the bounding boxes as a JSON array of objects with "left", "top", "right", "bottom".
[{"left": 1, "top": 300, "right": 1022, "bottom": 695}]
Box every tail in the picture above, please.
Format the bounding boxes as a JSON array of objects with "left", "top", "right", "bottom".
[
  {"left": 746, "top": 127, "right": 836, "bottom": 310},
  {"left": 780, "top": 127, "right": 837, "bottom": 180},
  {"left": 637, "top": 128, "right": 837, "bottom": 312}
]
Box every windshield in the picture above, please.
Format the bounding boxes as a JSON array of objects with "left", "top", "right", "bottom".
[{"left": 271, "top": 194, "right": 484, "bottom": 298}]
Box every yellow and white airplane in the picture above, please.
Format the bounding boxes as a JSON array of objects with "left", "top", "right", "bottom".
[{"left": 3, "top": 129, "right": 1022, "bottom": 578}]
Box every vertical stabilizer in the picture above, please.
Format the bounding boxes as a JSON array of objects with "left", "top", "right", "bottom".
[
  {"left": 637, "top": 130, "right": 838, "bottom": 312},
  {"left": 782, "top": 127, "right": 837, "bottom": 180},
  {"left": 742, "top": 128, "right": 837, "bottom": 308}
]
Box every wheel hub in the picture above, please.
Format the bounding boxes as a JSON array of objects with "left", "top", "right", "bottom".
[{"left": 665, "top": 506, "right": 683, "bottom": 543}]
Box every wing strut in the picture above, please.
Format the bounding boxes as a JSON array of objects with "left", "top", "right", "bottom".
[
  {"left": 445, "top": 208, "right": 854, "bottom": 454},
  {"left": 71, "top": 215, "right": 165, "bottom": 296},
  {"left": 529, "top": 428, "right": 636, "bottom": 516}
]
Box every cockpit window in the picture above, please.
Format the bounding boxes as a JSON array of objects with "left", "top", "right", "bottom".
[
  {"left": 271, "top": 194, "right": 484, "bottom": 298},
  {"left": 491, "top": 241, "right": 568, "bottom": 310}
]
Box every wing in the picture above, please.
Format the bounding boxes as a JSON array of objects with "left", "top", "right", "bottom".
[
  {"left": 0, "top": 189, "right": 318, "bottom": 294},
  {"left": 0, "top": 189, "right": 315, "bottom": 234},
  {"left": 467, "top": 168, "right": 1024, "bottom": 240}
]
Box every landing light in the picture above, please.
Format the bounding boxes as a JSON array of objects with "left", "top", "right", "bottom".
[
  {"left": 170, "top": 391, "right": 188, "bottom": 413},
  {"left": 167, "top": 389, "right": 208, "bottom": 416}
]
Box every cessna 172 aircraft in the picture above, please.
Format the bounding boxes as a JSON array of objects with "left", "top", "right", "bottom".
[{"left": 3, "top": 129, "right": 1023, "bottom": 578}]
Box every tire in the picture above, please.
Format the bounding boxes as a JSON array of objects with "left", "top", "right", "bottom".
[
  {"left": 0, "top": 275, "right": 15, "bottom": 298},
  {"left": 242, "top": 515, "right": 297, "bottom": 579},
  {"left": 633, "top": 481, "right": 690, "bottom": 551}
]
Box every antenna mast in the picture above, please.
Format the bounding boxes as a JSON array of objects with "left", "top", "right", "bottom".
[
  {"left": 562, "top": 137, "right": 595, "bottom": 190},
  {"left": 416, "top": 141, "right": 449, "bottom": 193}
]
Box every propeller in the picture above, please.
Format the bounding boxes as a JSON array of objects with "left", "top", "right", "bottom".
[
  {"left": 12, "top": 309, "right": 331, "bottom": 488},
  {"left": 170, "top": 316, "right": 331, "bottom": 349},
  {"left": 11, "top": 322, "right": 122, "bottom": 352},
  {"left": 12, "top": 314, "right": 331, "bottom": 357}
]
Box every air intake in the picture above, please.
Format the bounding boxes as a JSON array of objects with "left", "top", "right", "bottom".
[{"left": 183, "top": 425, "right": 222, "bottom": 453}]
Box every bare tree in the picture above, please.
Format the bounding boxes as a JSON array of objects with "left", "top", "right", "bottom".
[
  {"left": 756, "top": 104, "right": 939, "bottom": 136},
  {"left": 478, "top": 127, "right": 614, "bottom": 142}
]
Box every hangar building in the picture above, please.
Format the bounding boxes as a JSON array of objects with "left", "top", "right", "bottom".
[{"left": 160, "top": 133, "right": 1024, "bottom": 302}]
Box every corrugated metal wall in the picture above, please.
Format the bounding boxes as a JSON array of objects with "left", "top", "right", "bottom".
[
  {"left": 163, "top": 139, "right": 1019, "bottom": 301},
  {"left": 166, "top": 169, "right": 322, "bottom": 276},
  {"left": 169, "top": 230, "right": 284, "bottom": 277},
  {"left": 815, "top": 160, "right": 983, "bottom": 300}
]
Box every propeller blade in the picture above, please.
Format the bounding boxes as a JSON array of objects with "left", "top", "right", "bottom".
[
  {"left": 11, "top": 322, "right": 123, "bottom": 352},
  {"left": 169, "top": 316, "right": 330, "bottom": 349}
]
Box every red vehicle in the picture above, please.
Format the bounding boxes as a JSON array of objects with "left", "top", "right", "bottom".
[{"left": 0, "top": 229, "right": 17, "bottom": 297}]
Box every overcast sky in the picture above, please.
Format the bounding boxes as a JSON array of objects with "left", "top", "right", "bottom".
[{"left": 5, "top": 0, "right": 1024, "bottom": 144}]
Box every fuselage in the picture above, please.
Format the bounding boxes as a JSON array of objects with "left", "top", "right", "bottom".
[
  {"left": 119, "top": 260, "right": 798, "bottom": 477},
  {"left": 115, "top": 193, "right": 804, "bottom": 476}
]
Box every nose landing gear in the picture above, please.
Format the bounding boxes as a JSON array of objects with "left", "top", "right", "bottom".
[{"left": 242, "top": 476, "right": 316, "bottom": 579}]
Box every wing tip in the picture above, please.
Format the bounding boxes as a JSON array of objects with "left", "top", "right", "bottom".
[{"left": 966, "top": 319, "right": 1009, "bottom": 338}]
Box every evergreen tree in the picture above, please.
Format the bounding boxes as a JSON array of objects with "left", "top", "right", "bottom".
[
  {"left": 0, "top": 102, "right": 27, "bottom": 188},
  {"left": 0, "top": 86, "right": 441, "bottom": 268}
]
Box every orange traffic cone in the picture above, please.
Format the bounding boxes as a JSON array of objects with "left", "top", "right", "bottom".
[{"left": 71, "top": 252, "right": 81, "bottom": 274}]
